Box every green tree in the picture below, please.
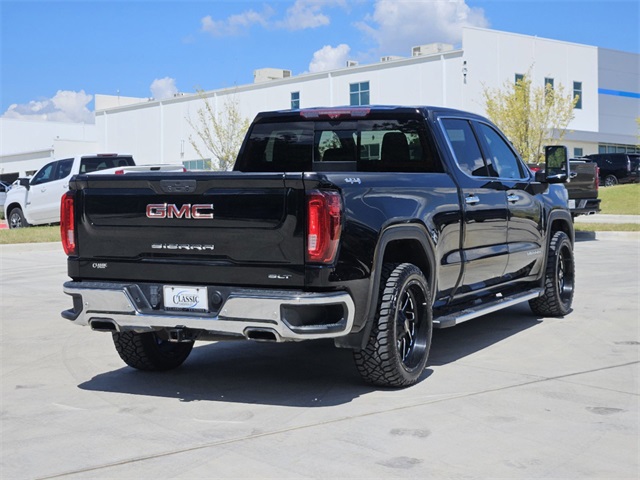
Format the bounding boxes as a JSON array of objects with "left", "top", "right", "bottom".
[
  {"left": 187, "top": 91, "right": 251, "bottom": 171},
  {"left": 483, "top": 72, "right": 578, "bottom": 164}
]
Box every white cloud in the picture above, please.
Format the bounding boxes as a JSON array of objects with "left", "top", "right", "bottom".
[
  {"left": 2, "top": 90, "right": 94, "bottom": 123},
  {"left": 150, "top": 77, "right": 179, "bottom": 100},
  {"left": 279, "top": 0, "right": 346, "bottom": 31},
  {"left": 309, "top": 44, "right": 351, "bottom": 73},
  {"left": 201, "top": 6, "right": 274, "bottom": 36},
  {"left": 200, "top": 1, "right": 346, "bottom": 36},
  {"left": 357, "top": 0, "right": 489, "bottom": 54}
]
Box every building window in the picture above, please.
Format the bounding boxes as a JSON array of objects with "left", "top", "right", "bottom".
[
  {"left": 515, "top": 74, "right": 525, "bottom": 85},
  {"left": 574, "top": 148, "right": 583, "bottom": 157},
  {"left": 543, "top": 78, "right": 554, "bottom": 103},
  {"left": 350, "top": 81, "right": 370, "bottom": 106},
  {"left": 545, "top": 77, "right": 554, "bottom": 90},
  {"left": 573, "top": 82, "right": 583, "bottom": 109},
  {"left": 291, "top": 91, "right": 300, "bottom": 109},
  {"left": 598, "top": 143, "right": 640, "bottom": 154},
  {"left": 183, "top": 159, "right": 212, "bottom": 171}
]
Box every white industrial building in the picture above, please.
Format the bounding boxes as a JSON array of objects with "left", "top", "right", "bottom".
[{"left": 2, "top": 27, "right": 638, "bottom": 178}]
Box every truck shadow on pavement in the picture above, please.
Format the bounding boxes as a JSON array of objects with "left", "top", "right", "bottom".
[{"left": 78, "top": 304, "right": 542, "bottom": 407}]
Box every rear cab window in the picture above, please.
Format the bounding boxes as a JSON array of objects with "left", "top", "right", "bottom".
[
  {"left": 236, "top": 112, "right": 442, "bottom": 173},
  {"left": 80, "top": 156, "right": 134, "bottom": 173}
]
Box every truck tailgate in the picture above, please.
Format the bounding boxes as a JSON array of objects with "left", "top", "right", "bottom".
[
  {"left": 69, "top": 172, "right": 306, "bottom": 287},
  {"left": 569, "top": 161, "right": 598, "bottom": 200}
]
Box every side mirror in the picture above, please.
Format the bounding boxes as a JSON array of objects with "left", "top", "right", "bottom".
[
  {"left": 544, "top": 145, "right": 570, "bottom": 184},
  {"left": 18, "top": 177, "right": 31, "bottom": 190}
]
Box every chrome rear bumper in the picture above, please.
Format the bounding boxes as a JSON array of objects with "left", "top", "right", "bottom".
[{"left": 62, "top": 281, "right": 355, "bottom": 342}]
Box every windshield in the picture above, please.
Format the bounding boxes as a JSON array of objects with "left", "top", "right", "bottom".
[{"left": 235, "top": 116, "right": 441, "bottom": 173}]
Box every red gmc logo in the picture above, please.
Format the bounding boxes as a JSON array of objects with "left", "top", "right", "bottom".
[{"left": 146, "top": 203, "right": 214, "bottom": 219}]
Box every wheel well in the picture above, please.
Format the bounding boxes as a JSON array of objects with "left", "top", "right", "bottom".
[
  {"left": 381, "top": 239, "right": 431, "bottom": 281},
  {"left": 5, "top": 202, "right": 22, "bottom": 215},
  {"left": 549, "top": 219, "right": 573, "bottom": 244}
]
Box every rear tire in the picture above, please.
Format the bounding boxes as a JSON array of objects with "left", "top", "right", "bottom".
[
  {"left": 8, "top": 207, "right": 28, "bottom": 229},
  {"left": 529, "top": 231, "right": 575, "bottom": 317},
  {"left": 603, "top": 174, "right": 618, "bottom": 187},
  {"left": 112, "top": 331, "right": 194, "bottom": 371},
  {"left": 354, "top": 263, "right": 432, "bottom": 388}
]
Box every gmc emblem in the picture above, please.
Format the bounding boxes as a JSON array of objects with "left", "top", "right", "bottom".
[{"left": 146, "top": 203, "right": 214, "bottom": 219}]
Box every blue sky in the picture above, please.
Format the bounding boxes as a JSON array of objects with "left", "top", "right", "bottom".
[{"left": 1, "top": 0, "right": 638, "bottom": 123}]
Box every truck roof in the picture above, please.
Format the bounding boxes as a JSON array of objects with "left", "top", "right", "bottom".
[{"left": 253, "top": 105, "right": 488, "bottom": 122}]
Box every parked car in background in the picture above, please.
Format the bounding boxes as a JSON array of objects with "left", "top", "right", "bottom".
[
  {"left": 4, "top": 154, "right": 185, "bottom": 228},
  {"left": 528, "top": 159, "right": 600, "bottom": 218},
  {"left": 0, "top": 181, "right": 10, "bottom": 210},
  {"left": 584, "top": 153, "right": 640, "bottom": 187}
]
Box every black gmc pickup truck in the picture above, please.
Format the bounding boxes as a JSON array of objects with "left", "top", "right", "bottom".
[{"left": 61, "top": 106, "right": 575, "bottom": 387}]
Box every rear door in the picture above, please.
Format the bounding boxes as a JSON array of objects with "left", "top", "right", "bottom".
[{"left": 73, "top": 173, "right": 307, "bottom": 287}]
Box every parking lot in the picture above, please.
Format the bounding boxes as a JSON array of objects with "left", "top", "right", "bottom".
[{"left": 1, "top": 233, "right": 638, "bottom": 480}]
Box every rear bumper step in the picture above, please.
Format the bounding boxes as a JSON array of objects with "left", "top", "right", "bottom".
[
  {"left": 62, "top": 281, "right": 355, "bottom": 341},
  {"left": 434, "top": 289, "right": 542, "bottom": 329}
]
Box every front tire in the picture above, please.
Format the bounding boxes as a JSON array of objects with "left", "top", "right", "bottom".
[
  {"left": 529, "top": 231, "right": 575, "bottom": 317},
  {"left": 354, "top": 263, "right": 432, "bottom": 388},
  {"left": 112, "top": 331, "right": 194, "bottom": 371},
  {"left": 8, "top": 207, "right": 28, "bottom": 229}
]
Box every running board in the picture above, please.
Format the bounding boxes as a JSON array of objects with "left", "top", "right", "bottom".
[{"left": 433, "top": 289, "right": 543, "bottom": 329}]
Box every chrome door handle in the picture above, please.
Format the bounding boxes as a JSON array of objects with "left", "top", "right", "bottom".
[
  {"left": 465, "top": 195, "right": 480, "bottom": 205},
  {"left": 507, "top": 194, "right": 520, "bottom": 203}
]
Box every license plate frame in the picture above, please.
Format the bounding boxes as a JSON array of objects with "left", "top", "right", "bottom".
[{"left": 163, "top": 285, "right": 209, "bottom": 312}]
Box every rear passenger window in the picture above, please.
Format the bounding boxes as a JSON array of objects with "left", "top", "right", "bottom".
[
  {"left": 56, "top": 159, "right": 74, "bottom": 180},
  {"left": 441, "top": 119, "right": 488, "bottom": 177}
]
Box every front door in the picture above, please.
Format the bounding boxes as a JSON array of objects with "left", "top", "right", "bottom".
[
  {"left": 473, "top": 122, "right": 544, "bottom": 280},
  {"left": 440, "top": 118, "right": 509, "bottom": 297},
  {"left": 27, "top": 159, "right": 73, "bottom": 224}
]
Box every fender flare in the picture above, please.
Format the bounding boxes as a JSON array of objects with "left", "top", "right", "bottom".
[
  {"left": 546, "top": 209, "right": 574, "bottom": 244},
  {"left": 339, "top": 223, "right": 437, "bottom": 350},
  {"left": 538, "top": 208, "right": 574, "bottom": 289}
]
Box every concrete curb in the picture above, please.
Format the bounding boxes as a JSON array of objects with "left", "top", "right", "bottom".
[
  {"left": 575, "top": 230, "right": 640, "bottom": 240},
  {"left": 574, "top": 214, "right": 640, "bottom": 224}
]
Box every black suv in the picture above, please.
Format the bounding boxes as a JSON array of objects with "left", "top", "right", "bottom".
[{"left": 585, "top": 153, "right": 640, "bottom": 187}]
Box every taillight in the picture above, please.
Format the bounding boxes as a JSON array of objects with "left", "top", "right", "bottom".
[
  {"left": 307, "top": 190, "right": 342, "bottom": 264},
  {"left": 115, "top": 169, "right": 125, "bottom": 175},
  {"left": 60, "top": 191, "right": 77, "bottom": 256},
  {"left": 596, "top": 166, "right": 600, "bottom": 191}
]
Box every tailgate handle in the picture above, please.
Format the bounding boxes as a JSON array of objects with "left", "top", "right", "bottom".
[{"left": 160, "top": 180, "right": 197, "bottom": 194}]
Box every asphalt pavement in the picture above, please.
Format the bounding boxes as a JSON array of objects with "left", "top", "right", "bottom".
[{"left": 1, "top": 235, "right": 638, "bottom": 480}]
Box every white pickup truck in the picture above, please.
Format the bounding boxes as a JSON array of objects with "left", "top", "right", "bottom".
[{"left": 4, "top": 153, "right": 184, "bottom": 228}]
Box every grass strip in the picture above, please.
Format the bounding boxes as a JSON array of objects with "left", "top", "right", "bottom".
[
  {"left": 0, "top": 226, "right": 60, "bottom": 245},
  {"left": 598, "top": 183, "right": 640, "bottom": 215},
  {"left": 574, "top": 223, "right": 640, "bottom": 232}
]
